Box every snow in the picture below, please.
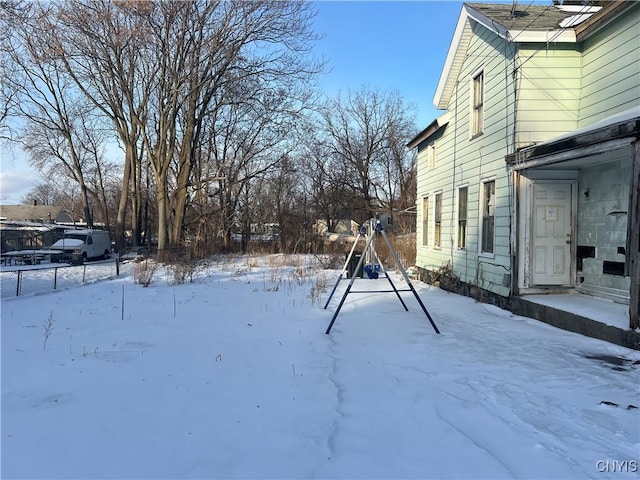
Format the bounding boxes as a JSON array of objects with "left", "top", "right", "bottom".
[
  {"left": 525, "top": 293, "right": 630, "bottom": 330},
  {"left": 559, "top": 13, "right": 597, "bottom": 28},
  {"left": 2, "top": 254, "right": 639, "bottom": 479},
  {"left": 50, "top": 238, "right": 84, "bottom": 248}
]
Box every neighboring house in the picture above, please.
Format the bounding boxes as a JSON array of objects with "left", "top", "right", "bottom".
[
  {"left": 230, "top": 222, "right": 280, "bottom": 243},
  {"left": 0, "top": 203, "right": 74, "bottom": 224},
  {"left": 0, "top": 203, "right": 75, "bottom": 250},
  {"left": 313, "top": 219, "right": 360, "bottom": 236},
  {"left": 408, "top": 2, "right": 639, "bottom": 330}
]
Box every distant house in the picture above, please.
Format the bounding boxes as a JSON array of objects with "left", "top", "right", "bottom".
[
  {"left": 0, "top": 203, "right": 74, "bottom": 224},
  {"left": 408, "top": 2, "right": 640, "bottom": 329},
  {"left": 230, "top": 222, "right": 280, "bottom": 243},
  {"left": 0, "top": 203, "right": 75, "bottom": 251},
  {"left": 313, "top": 219, "right": 359, "bottom": 237}
]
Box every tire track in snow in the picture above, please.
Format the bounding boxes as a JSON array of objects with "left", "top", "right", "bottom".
[
  {"left": 433, "top": 396, "right": 517, "bottom": 478},
  {"left": 323, "top": 332, "right": 345, "bottom": 462}
]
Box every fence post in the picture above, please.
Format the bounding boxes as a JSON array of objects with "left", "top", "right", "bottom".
[
  {"left": 54, "top": 267, "right": 58, "bottom": 290},
  {"left": 16, "top": 270, "right": 21, "bottom": 297},
  {"left": 82, "top": 265, "right": 86, "bottom": 283},
  {"left": 116, "top": 257, "right": 120, "bottom": 276}
]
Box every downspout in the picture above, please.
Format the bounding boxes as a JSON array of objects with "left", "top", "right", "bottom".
[
  {"left": 510, "top": 45, "right": 521, "bottom": 296},
  {"left": 450, "top": 82, "right": 459, "bottom": 270}
]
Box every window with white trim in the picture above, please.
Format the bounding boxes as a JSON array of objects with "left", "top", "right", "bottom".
[
  {"left": 434, "top": 192, "right": 442, "bottom": 248},
  {"left": 457, "top": 186, "right": 468, "bottom": 249},
  {"left": 427, "top": 142, "right": 436, "bottom": 168},
  {"left": 481, "top": 180, "right": 495, "bottom": 254},
  {"left": 472, "top": 69, "right": 484, "bottom": 137},
  {"left": 422, "top": 196, "right": 429, "bottom": 246}
]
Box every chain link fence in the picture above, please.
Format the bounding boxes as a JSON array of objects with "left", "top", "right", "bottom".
[{"left": 0, "top": 260, "right": 126, "bottom": 299}]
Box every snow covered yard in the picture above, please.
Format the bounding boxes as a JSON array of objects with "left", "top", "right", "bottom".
[{"left": 2, "top": 254, "right": 639, "bottom": 479}]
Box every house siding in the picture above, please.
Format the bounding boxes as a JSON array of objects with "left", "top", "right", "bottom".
[
  {"left": 579, "top": 4, "right": 640, "bottom": 126},
  {"left": 416, "top": 19, "right": 513, "bottom": 296},
  {"left": 572, "top": 4, "right": 639, "bottom": 298},
  {"left": 515, "top": 45, "right": 582, "bottom": 147},
  {"left": 413, "top": 2, "right": 639, "bottom": 337}
]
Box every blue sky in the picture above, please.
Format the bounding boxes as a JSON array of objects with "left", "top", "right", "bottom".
[{"left": 312, "top": 1, "right": 464, "bottom": 128}]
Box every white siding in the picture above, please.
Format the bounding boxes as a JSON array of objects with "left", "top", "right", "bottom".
[
  {"left": 515, "top": 46, "right": 582, "bottom": 147},
  {"left": 579, "top": 4, "right": 640, "bottom": 126},
  {"left": 416, "top": 4, "right": 638, "bottom": 301},
  {"left": 416, "top": 19, "right": 513, "bottom": 296}
]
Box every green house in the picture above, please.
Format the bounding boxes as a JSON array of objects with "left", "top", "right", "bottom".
[{"left": 408, "top": 2, "right": 640, "bottom": 332}]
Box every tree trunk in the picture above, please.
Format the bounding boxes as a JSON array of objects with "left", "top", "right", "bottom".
[
  {"left": 156, "top": 180, "right": 171, "bottom": 260},
  {"left": 115, "top": 145, "right": 134, "bottom": 254}
]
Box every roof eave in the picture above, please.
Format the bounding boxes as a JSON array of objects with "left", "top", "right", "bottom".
[
  {"left": 434, "top": 4, "right": 587, "bottom": 110},
  {"left": 407, "top": 112, "right": 450, "bottom": 150},
  {"left": 433, "top": 4, "right": 469, "bottom": 110},
  {"left": 506, "top": 107, "right": 640, "bottom": 165}
]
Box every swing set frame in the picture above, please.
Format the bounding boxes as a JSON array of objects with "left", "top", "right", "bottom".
[{"left": 323, "top": 218, "right": 441, "bottom": 335}]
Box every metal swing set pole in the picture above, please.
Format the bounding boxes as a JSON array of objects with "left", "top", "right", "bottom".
[
  {"left": 378, "top": 226, "right": 440, "bottom": 334},
  {"left": 323, "top": 228, "right": 366, "bottom": 310},
  {"left": 324, "top": 219, "right": 440, "bottom": 335},
  {"left": 324, "top": 228, "right": 377, "bottom": 334},
  {"left": 369, "top": 241, "right": 409, "bottom": 312}
]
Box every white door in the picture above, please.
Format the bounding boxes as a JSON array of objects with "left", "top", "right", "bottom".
[{"left": 531, "top": 183, "right": 572, "bottom": 285}]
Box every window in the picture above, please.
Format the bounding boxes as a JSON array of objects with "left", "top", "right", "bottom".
[
  {"left": 427, "top": 142, "right": 436, "bottom": 168},
  {"left": 434, "top": 193, "right": 442, "bottom": 248},
  {"left": 481, "top": 180, "right": 495, "bottom": 254},
  {"left": 457, "top": 186, "right": 468, "bottom": 249},
  {"left": 422, "top": 196, "right": 429, "bottom": 246},
  {"left": 472, "top": 70, "right": 484, "bottom": 137}
]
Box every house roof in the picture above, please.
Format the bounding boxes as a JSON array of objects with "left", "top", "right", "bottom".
[
  {"left": 406, "top": 112, "right": 450, "bottom": 149},
  {"left": 433, "top": 2, "right": 633, "bottom": 110},
  {"left": 465, "top": 3, "right": 600, "bottom": 34},
  {"left": 506, "top": 105, "right": 640, "bottom": 167},
  {"left": 0, "top": 204, "right": 73, "bottom": 223}
]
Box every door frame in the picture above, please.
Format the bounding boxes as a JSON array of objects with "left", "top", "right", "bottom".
[
  {"left": 516, "top": 170, "right": 578, "bottom": 291},
  {"left": 529, "top": 180, "right": 575, "bottom": 286}
]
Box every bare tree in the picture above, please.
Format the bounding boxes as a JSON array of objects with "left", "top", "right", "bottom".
[
  {"left": 44, "top": 0, "right": 322, "bottom": 257},
  {"left": 318, "top": 87, "right": 417, "bottom": 224},
  {"left": 21, "top": 181, "right": 59, "bottom": 206},
  {"left": 204, "top": 100, "right": 289, "bottom": 251},
  {"left": 0, "top": 0, "right": 29, "bottom": 140},
  {"left": 300, "top": 128, "right": 355, "bottom": 236},
  {"left": 42, "top": 0, "right": 154, "bottom": 252},
  {"left": 4, "top": 5, "right": 111, "bottom": 227}
]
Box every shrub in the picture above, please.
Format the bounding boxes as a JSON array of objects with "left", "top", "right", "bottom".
[{"left": 133, "top": 258, "right": 157, "bottom": 287}]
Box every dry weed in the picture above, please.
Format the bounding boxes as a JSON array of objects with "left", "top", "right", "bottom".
[{"left": 133, "top": 258, "right": 158, "bottom": 287}]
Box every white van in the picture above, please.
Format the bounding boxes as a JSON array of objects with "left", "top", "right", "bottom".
[{"left": 50, "top": 229, "right": 112, "bottom": 263}]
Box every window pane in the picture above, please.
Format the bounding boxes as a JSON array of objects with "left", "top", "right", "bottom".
[
  {"left": 458, "top": 220, "right": 467, "bottom": 249},
  {"left": 482, "top": 217, "right": 494, "bottom": 252},
  {"left": 472, "top": 71, "right": 484, "bottom": 135},
  {"left": 458, "top": 187, "right": 468, "bottom": 249},
  {"left": 481, "top": 181, "right": 495, "bottom": 253},
  {"left": 458, "top": 187, "right": 467, "bottom": 219},
  {"left": 434, "top": 193, "right": 442, "bottom": 247},
  {"left": 422, "top": 197, "right": 429, "bottom": 246}
]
